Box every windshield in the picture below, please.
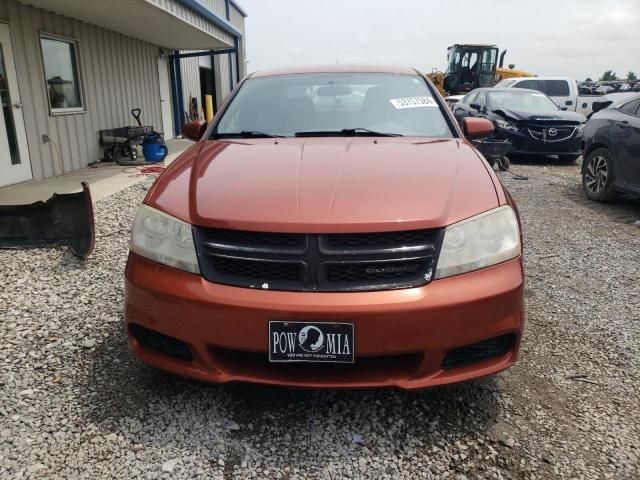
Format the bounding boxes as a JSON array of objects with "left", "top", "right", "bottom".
[
  {"left": 214, "top": 73, "right": 453, "bottom": 138},
  {"left": 488, "top": 90, "right": 559, "bottom": 112}
]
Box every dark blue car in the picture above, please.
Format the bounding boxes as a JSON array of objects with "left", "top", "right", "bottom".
[{"left": 452, "top": 88, "right": 587, "bottom": 163}]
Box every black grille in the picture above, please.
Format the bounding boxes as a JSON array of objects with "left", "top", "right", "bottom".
[
  {"left": 326, "top": 230, "right": 434, "bottom": 249},
  {"left": 442, "top": 334, "right": 516, "bottom": 369},
  {"left": 207, "top": 229, "right": 304, "bottom": 248},
  {"left": 211, "top": 255, "right": 303, "bottom": 281},
  {"left": 326, "top": 259, "right": 427, "bottom": 282},
  {"left": 525, "top": 125, "right": 577, "bottom": 143},
  {"left": 193, "top": 227, "right": 442, "bottom": 292},
  {"left": 210, "top": 347, "right": 424, "bottom": 376}
]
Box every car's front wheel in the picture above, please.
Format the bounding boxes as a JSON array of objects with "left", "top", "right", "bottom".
[{"left": 582, "top": 148, "right": 618, "bottom": 202}]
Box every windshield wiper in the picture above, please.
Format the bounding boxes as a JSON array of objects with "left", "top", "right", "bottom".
[
  {"left": 214, "top": 131, "right": 285, "bottom": 138},
  {"left": 295, "top": 128, "right": 403, "bottom": 137}
]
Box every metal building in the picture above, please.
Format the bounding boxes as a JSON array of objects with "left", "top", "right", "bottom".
[{"left": 0, "top": 0, "right": 246, "bottom": 188}]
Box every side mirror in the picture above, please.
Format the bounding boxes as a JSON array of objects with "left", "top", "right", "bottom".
[
  {"left": 463, "top": 117, "right": 495, "bottom": 138},
  {"left": 469, "top": 102, "right": 482, "bottom": 111},
  {"left": 181, "top": 120, "right": 207, "bottom": 141}
]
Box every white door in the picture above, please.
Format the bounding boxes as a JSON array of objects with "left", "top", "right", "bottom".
[
  {"left": 544, "top": 79, "right": 574, "bottom": 111},
  {"left": 157, "top": 57, "right": 174, "bottom": 140},
  {"left": 0, "top": 23, "right": 31, "bottom": 188}
]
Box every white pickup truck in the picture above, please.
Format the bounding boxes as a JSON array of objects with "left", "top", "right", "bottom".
[{"left": 493, "top": 77, "right": 599, "bottom": 116}]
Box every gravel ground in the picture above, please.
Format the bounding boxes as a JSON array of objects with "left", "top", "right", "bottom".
[{"left": 1, "top": 160, "right": 639, "bottom": 479}]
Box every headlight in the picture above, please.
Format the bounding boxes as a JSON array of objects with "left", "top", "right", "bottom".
[
  {"left": 130, "top": 205, "right": 200, "bottom": 274},
  {"left": 495, "top": 119, "right": 518, "bottom": 131},
  {"left": 435, "top": 206, "right": 520, "bottom": 279}
]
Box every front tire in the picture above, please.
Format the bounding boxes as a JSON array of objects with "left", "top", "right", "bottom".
[{"left": 582, "top": 148, "right": 618, "bottom": 202}]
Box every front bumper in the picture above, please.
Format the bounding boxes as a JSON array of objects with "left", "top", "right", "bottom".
[
  {"left": 498, "top": 129, "right": 583, "bottom": 156},
  {"left": 125, "top": 252, "right": 525, "bottom": 389}
]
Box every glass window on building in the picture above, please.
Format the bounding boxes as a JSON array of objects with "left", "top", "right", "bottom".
[{"left": 40, "top": 35, "right": 84, "bottom": 114}]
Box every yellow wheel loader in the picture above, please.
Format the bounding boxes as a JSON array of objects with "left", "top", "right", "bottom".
[{"left": 427, "top": 44, "right": 535, "bottom": 96}]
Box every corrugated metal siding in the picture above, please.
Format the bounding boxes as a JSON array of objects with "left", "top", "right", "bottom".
[
  {"left": 180, "top": 52, "right": 201, "bottom": 119},
  {"left": 230, "top": 4, "right": 246, "bottom": 79},
  {"left": 3, "top": 0, "right": 162, "bottom": 179},
  {"left": 174, "top": 1, "right": 247, "bottom": 117},
  {"left": 176, "top": 0, "right": 235, "bottom": 116},
  {"left": 214, "top": 53, "right": 231, "bottom": 108},
  {"left": 148, "top": 0, "right": 233, "bottom": 47},
  {"left": 230, "top": 4, "right": 244, "bottom": 30},
  {"left": 203, "top": 0, "right": 227, "bottom": 16}
]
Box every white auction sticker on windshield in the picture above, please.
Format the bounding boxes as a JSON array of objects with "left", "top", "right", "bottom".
[{"left": 389, "top": 96, "right": 438, "bottom": 109}]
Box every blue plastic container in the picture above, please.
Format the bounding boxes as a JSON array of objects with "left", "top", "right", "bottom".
[{"left": 142, "top": 132, "right": 168, "bottom": 162}]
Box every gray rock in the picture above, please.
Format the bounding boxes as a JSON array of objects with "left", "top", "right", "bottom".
[
  {"left": 161, "top": 458, "right": 179, "bottom": 473},
  {"left": 500, "top": 438, "right": 516, "bottom": 448}
]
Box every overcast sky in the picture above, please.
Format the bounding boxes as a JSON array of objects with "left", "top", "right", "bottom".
[{"left": 239, "top": 0, "right": 639, "bottom": 81}]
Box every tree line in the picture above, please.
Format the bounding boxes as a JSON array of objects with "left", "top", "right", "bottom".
[{"left": 584, "top": 71, "right": 637, "bottom": 82}]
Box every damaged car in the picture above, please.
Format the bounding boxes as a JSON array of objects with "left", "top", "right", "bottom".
[
  {"left": 452, "top": 88, "right": 587, "bottom": 163},
  {"left": 125, "top": 66, "right": 524, "bottom": 389}
]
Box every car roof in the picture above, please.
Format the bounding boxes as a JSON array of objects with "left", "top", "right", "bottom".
[
  {"left": 477, "top": 88, "right": 543, "bottom": 94},
  {"left": 511, "top": 76, "right": 573, "bottom": 81},
  {"left": 612, "top": 93, "right": 640, "bottom": 106},
  {"left": 250, "top": 65, "right": 419, "bottom": 78}
]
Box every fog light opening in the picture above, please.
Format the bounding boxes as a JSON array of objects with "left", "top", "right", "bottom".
[
  {"left": 130, "top": 324, "right": 193, "bottom": 361},
  {"left": 442, "top": 334, "right": 516, "bottom": 369}
]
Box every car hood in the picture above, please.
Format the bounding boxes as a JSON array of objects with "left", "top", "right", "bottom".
[
  {"left": 494, "top": 108, "right": 586, "bottom": 124},
  {"left": 146, "top": 138, "right": 501, "bottom": 233}
]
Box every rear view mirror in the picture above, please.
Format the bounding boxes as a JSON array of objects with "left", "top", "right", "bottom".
[
  {"left": 316, "top": 85, "right": 353, "bottom": 97},
  {"left": 182, "top": 120, "right": 207, "bottom": 141},
  {"left": 463, "top": 117, "right": 495, "bottom": 138},
  {"left": 469, "top": 103, "right": 482, "bottom": 111}
]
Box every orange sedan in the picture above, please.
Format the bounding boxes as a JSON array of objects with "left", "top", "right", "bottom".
[{"left": 125, "top": 65, "right": 524, "bottom": 389}]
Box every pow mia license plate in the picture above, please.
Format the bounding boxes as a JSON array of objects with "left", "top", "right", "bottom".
[{"left": 269, "top": 321, "right": 355, "bottom": 363}]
